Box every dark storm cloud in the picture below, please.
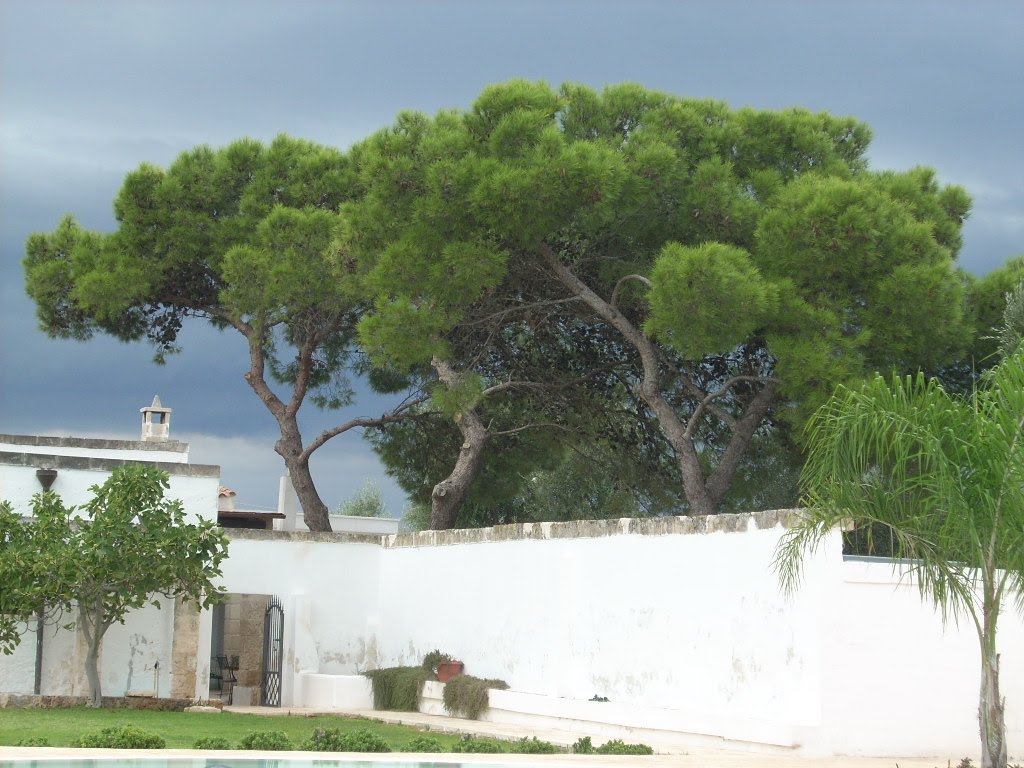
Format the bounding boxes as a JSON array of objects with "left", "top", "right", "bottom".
[{"left": 2, "top": 0, "right": 1022, "bottom": 511}]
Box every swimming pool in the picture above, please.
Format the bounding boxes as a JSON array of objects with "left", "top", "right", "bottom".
[
  {"left": 0, "top": 760, "right": 519, "bottom": 768},
  {"left": 0, "top": 760, "right": 528, "bottom": 768}
]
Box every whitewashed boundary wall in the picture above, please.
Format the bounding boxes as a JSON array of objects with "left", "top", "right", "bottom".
[
  {"left": 217, "top": 530, "right": 386, "bottom": 708},
  {"left": 820, "top": 557, "right": 1024, "bottom": 757},
  {"left": 221, "top": 512, "right": 1023, "bottom": 758},
  {"left": 376, "top": 512, "right": 831, "bottom": 751}
]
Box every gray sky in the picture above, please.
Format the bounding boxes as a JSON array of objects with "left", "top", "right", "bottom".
[{"left": 1, "top": 0, "right": 1022, "bottom": 515}]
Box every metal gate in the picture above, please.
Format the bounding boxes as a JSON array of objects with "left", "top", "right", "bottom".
[{"left": 261, "top": 596, "right": 284, "bottom": 707}]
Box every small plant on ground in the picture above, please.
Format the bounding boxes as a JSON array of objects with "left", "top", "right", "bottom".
[
  {"left": 442, "top": 674, "right": 509, "bottom": 719},
  {"left": 340, "top": 728, "right": 392, "bottom": 752},
  {"left": 451, "top": 735, "right": 506, "bottom": 753},
  {"left": 238, "top": 730, "right": 293, "bottom": 750},
  {"left": 300, "top": 726, "right": 391, "bottom": 752},
  {"left": 365, "top": 666, "right": 430, "bottom": 711},
  {"left": 72, "top": 725, "right": 166, "bottom": 749},
  {"left": 572, "top": 736, "right": 594, "bottom": 754},
  {"left": 14, "top": 737, "right": 50, "bottom": 747},
  {"left": 421, "top": 649, "right": 453, "bottom": 680},
  {"left": 302, "top": 728, "right": 348, "bottom": 751},
  {"left": 512, "top": 736, "right": 560, "bottom": 753},
  {"left": 405, "top": 735, "right": 445, "bottom": 752},
  {"left": 192, "top": 736, "right": 232, "bottom": 749},
  {"left": 595, "top": 738, "right": 654, "bottom": 755}
]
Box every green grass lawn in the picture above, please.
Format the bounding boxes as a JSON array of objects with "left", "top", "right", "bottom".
[{"left": 0, "top": 707, "right": 465, "bottom": 750}]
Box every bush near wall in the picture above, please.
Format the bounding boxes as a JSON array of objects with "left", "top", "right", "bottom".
[
  {"left": 442, "top": 674, "right": 509, "bottom": 719},
  {"left": 364, "top": 666, "right": 430, "bottom": 711}
]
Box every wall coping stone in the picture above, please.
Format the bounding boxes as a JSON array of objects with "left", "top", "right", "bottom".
[
  {"left": 224, "top": 528, "right": 384, "bottom": 545},
  {"left": 0, "top": 450, "right": 219, "bottom": 478},
  {"left": 382, "top": 509, "right": 800, "bottom": 548},
  {"left": 0, "top": 433, "right": 189, "bottom": 453},
  {"left": 224, "top": 510, "right": 801, "bottom": 548}
]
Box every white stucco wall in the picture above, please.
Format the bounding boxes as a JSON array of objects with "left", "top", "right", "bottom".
[
  {"left": 0, "top": 435, "right": 189, "bottom": 464},
  {"left": 2, "top": 602, "right": 177, "bottom": 698},
  {"left": 0, "top": 447, "right": 219, "bottom": 522},
  {"left": 819, "top": 558, "right": 1024, "bottom": 757},
  {"left": 225, "top": 515, "right": 1022, "bottom": 758},
  {"left": 216, "top": 530, "right": 386, "bottom": 706},
  {"left": 373, "top": 515, "right": 836, "bottom": 749}
]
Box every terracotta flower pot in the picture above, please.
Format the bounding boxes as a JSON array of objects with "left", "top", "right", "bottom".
[{"left": 438, "top": 661, "right": 464, "bottom": 682}]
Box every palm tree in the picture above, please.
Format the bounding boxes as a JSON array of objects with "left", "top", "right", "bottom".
[{"left": 774, "top": 351, "right": 1024, "bottom": 768}]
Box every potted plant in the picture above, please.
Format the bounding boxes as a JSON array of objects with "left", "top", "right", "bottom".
[
  {"left": 437, "top": 660, "right": 464, "bottom": 682},
  {"left": 422, "top": 649, "right": 463, "bottom": 681}
]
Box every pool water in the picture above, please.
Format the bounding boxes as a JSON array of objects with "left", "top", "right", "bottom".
[{"left": 2, "top": 761, "right": 512, "bottom": 768}]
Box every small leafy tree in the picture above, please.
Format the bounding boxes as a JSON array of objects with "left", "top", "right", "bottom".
[
  {"left": 334, "top": 480, "right": 389, "bottom": 518},
  {"left": 775, "top": 351, "right": 1024, "bottom": 768},
  {"left": 0, "top": 464, "right": 228, "bottom": 707}
]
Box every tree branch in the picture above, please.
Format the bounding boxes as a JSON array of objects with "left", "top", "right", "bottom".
[
  {"left": 610, "top": 273, "right": 652, "bottom": 309},
  {"left": 299, "top": 395, "right": 431, "bottom": 463},
  {"left": 685, "top": 375, "right": 779, "bottom": 439}
]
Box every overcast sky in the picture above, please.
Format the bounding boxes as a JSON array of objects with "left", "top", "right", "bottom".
[{"left": 1, "top": 0, "right": 1021, "bottom": 515}]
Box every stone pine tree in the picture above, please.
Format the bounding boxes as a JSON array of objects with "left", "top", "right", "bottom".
[
  {"left": 23, "top": 136, "right": 425, "bottom": 531},
  {"left": 775, "top": 351, "right": 1024, "bottom": 768},
  {"left": 0, "top": 465, "right": 228, "bottom": 707},
  {"left": 343, "top": 80, "right": 974, "bottom": 521}
]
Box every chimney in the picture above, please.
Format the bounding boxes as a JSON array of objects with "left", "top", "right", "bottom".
[{"left": 140, "top": 395, "right": 172, "bottom": 442}]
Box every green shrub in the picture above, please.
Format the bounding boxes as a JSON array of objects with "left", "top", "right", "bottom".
[
  {"left": 301, "top": 727, "right": 391, "bottom": 752},
  {"left": 451, "top": 736, "right": 506, "bottom": 753},
  {"left": 339, "top": 728, "right": 392, "bottom": 753},
  {"left": 512, "top": 736, "right": 560, "bottom": 753},
  {"left": 595, "top": 738, "right": 654, "bottom": 755},
  {"left": 572, "top": 736, "right": 594, "bottom": 754},
  {"left": 72, "top": 725, "right": 166, "bottom": 749},
  {"left": 442, "top": 674, "right": 509, "bottom": 719},
  {"left": 405, "top": 735, "right": 445, "bottom": 752},
  {"left": 301, "top": 728, "right": 348, "bottom": 751},
  {"left": 238, "top": 730, "right": 293, "bottom": 750},
  {"left": 15, "top": 737, "right": 50, "bottom": 747},
  {"left": 421, "top": 649, "right": 453, "bottom": 680},
  {"left": 365, "top": 666, "right": 429, "bottom": 711},
  {"left": 192, "top": 736, "right": 233, "bottom": 750}
]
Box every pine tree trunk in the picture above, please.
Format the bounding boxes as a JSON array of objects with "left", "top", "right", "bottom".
[
  {"left": 430, "top": 357, "right": 489, "bottom": 530},
  {"left": 276, "top": 429, "right": 332, "bottom": 532},
  {"left": 540, "top": 244, "right": 775, "bottom": 515}
]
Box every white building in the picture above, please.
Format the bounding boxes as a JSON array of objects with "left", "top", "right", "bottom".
[{"left": 0, "top": 397, "right": 220, "bottom": 701}]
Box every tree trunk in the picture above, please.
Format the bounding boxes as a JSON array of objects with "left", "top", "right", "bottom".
[
  {"left": 78, "top": 602, "right": 104, "bottom": 708},
  {"left": 979, "top": 611, "right": 1007, "bottom": 768},
  {"left": 430, "top": 358, "right": 489, "bottom": 530},
  {"left": 275, "top": 426, "right": 332, "bottom": 532},
  {"left": 540, "top": 244, "right": 774, "bottom": 515}
]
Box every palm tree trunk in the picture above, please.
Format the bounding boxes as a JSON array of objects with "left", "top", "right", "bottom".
[{"left": 979, "top": 613, "right": 1007, "bottom": 768}]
